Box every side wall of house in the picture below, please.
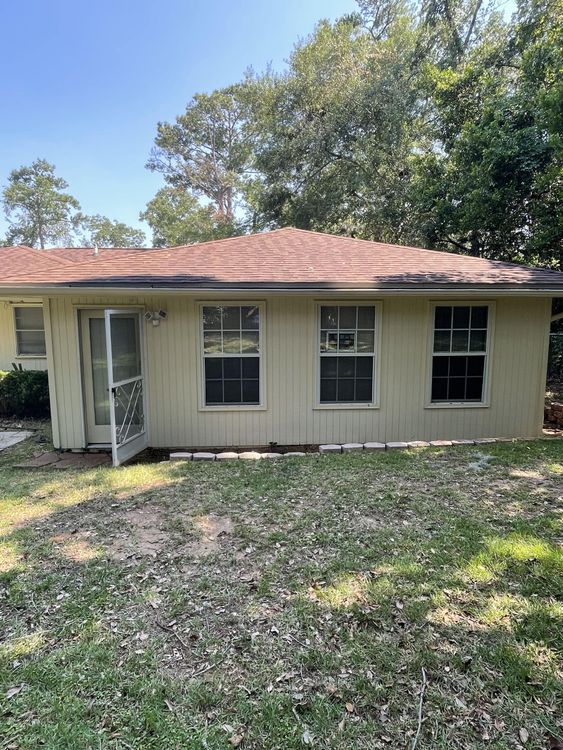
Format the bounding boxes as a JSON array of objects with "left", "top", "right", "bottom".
[
  {"left": 0, "top": 298, "right": 48, "bottom": 371},
  {"left": 45, "top": 294, "right": 552, "bottom": 449}
]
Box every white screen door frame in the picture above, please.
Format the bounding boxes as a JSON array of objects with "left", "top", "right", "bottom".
[{"left": 104, "top": 309, "right": 148, "bottom": 466}]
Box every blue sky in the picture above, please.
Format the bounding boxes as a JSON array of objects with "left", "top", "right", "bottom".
[{"left": 0, "top": 0, "right": 357, "bottom": 241}]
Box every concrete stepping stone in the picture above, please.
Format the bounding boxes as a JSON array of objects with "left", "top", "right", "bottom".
[
  {"left": 474, "top": 438, "right": 497, "bottom": 444},
  {"left": 261, "top": 452, "right": 283, "bottom": 459},
  {"left": 216, "top": 452, "right": 239, "bottom": 460},
  {"left": 451, "top": 439, "right": 475, "bottom": 446},
  {"left": 364, "top": 442, "right": 385, "bottom": 451},
  {"left": 0, "top": 430, "right": 33, "bottom": 451},
  {"left": 193, "top": 452, "right": 216, "bottom": 461},
  {"left": 238, "top": 451, "right": 261, "bottom": 460},
  {"left": 386, "top": 442, "right": 408, "bottom": 450},
  {"left": 408, "top": 441, "right": 430, "bottom": 449},
  {"left": 284, "top": 451, "right": 307, "bottom": 457},
  {"left": 342, "top": 443, "right": 363, "bottom": 452},
  {"left": 319, "top": 444, "right": 342, "bottom": 454},
  {"left": 170, "top": 452, "right": 193, "bottom": 461},
  {"left": 430, "top": 440, "right": 453, "bottom": 447}
]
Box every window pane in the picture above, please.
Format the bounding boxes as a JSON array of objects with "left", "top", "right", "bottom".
[
  {"left": 15, "top": 307, "right": 44, "bottom": 330},
  {"left": 339, "top": 306, "right": 357, "bottom": 329},
  {"left": 338, "top": 332, "right": 355, "bottom": 351},
  {"left": 320, "top": 357, "right": 337, "bottom": 378},
  {"left": 434, "top": 330, "right": 451, "bottom": 352},
  {"left": 203, "top": 306, "right": 221, "bottom": 330},
  {"left": 320, "top": 379, "right": 337, "bottom": 402},
  {"left": 241, "top": 306, "right": 259, "bottom": 329},
  {"left": 320, "top": 306, "right": 338, "bottom": 329},
  {"left": 242, "top": 357, "right": 259, "bottom": 378},
  {"left": 205, "top": 358, "right": 222, "bottom": 379},
  {"left": 89, "top": 318, "right": 109, "bottom": 424},
  {"left": 337, "top": 379, "right": 355, "bottom": 401},
  {"left": 435, "top": 306, "right": 452, "bottom": 328},
  {"left": 16, "top": 330, "right": 46, "bottom": 356},
  {"left": 224, "top": 379, "right": 242, "bottom": 403},
  {"left": 451, "top": 330, "right": 469, "bottom": 352},
  {"left": 357, "top": 330, "right": 374, "bottom": 352},
  {"left": 431, "top": 378, "right": 448, "bottom": 400},
  {"left": 467, "top": 355, "right": 485, "bottom": 376},
  {"left": 356, "top": 357, "right": 373, "bottom": 378},
  {"left": 223, "top": 331, "right": 241, "bottom": 353},
  {"left": 223, "top": 358, "right": 241, "bottom": 379},
  {"left": 320, "top": 331, "right": 338, "bottom": 352},
  {"left": 448, "top": 377, "right": 466, "bottom": 400},
  {"left": 466, "top": 377, "right": 484, "bottom": 400},
  {"left": 355, "top": 378, "right": 373, "bottom": 401},
  {"left": 471, "top": 306, "right": 488, "bottom": 328},
  {"left": 110, "top": 315, "right": 141, "bottom": 382},
  {"left": 357, "top": 306, "right": 375, "bottom": 329},
  {"left": 222, "top": 306, "right": 240, "bottom": 329},
  {"left": 469, "top": 330, "right": 487, "bottom": 352},
  {"left": 205, "top": 380, "right": 223, "bottom": 403},
  {"left": 453, "top": 307, "right": 470, "bottom": 329},
  {"left": 432, "top": 356, "right": 449, "bottom": 377},
  {"left": 337, "top": 357, "right": 355, "bottom": 378},
  {"left": 242, "top": 379, "right": 259, "bottom": 403},
  {"left": 241, "top": 331, "right": 259, "bottom": 353},
  {"left": 449, "top": 357, "right": 467, "bottom": 376},
  {"left": 203, "top": 331, "right": 222, "bottom": 353}
]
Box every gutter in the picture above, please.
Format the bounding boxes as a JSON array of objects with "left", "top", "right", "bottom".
[{"left": 0, "top": 285, "right": 562, "bottom": 297}]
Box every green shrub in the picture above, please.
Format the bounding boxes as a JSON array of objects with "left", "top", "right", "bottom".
[{"left": 0, "top": 369, "right": 50, "bottom": 418}]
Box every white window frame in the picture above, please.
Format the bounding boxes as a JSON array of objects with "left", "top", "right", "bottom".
[
  {"left": 198, "top": 301, "right": 266, "bottom": 412},
  {"left": 425, "top": 300, "right": 495, "bottom": 409},
  {"left": 314, "top": 301, "right": 381, "bottom": 410},
  {"left": 13, "top": 304, "right": 46, "bottom": 358}
]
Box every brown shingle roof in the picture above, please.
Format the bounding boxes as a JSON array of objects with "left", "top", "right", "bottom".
[
  {"left": 0, "top": 245, "right": 73, "bottom": 277},
  {"left": 1, "top": 229, "right": 562, "bottom": 291}
]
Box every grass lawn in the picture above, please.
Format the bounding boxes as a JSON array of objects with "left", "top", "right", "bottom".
[{"left": 0, "top": 429, "right": 562, "bottom": 749}]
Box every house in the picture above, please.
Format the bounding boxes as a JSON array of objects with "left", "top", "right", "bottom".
[{"left": 0, "top": 227, "right": 562, "bottom": 465}]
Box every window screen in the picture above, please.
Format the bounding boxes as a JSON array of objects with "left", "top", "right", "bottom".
[
  {"left": 202, "top": 305, "right": 260, "bottom": 405},
  {"left": 431, "top": 305, "right": 488, "bottom": 402},
  {"left": 14, "top": 306, "right": 46, "bottom": 356}
]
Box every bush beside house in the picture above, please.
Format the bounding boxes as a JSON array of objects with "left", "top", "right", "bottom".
[{"left": 0, "top": 369, "right": 50, "bottom": 418}]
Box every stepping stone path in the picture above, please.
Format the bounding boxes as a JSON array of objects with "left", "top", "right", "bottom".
[{"left": 14, "top": 450, "right": 111, "bottom": 469}]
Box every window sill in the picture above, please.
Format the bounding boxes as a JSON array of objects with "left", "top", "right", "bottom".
[
  {"left": 425, "top": 402, "right": 490, "bottom": 409},
  {"left": 314, "top": 403, "right": 379, "bottom": 410},
  {"left": 15, "top": 354, "right": 47, "bottom": 359},
  {"left": 198, "top": 404, "right": 267, "bottom": 413}
]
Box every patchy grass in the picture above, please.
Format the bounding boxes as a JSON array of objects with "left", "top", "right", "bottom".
[{"left": 0, "top": 429, "right": 562, "bottom": 749}]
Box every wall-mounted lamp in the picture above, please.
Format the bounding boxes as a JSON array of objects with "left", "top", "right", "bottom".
[{"left": 144, "top": 310, "right": 167, "bottom": 327}]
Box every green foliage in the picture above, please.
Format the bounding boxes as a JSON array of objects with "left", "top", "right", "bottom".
[
  {"left": 76, "top": 213, "right": 146, "bottom": 247},
  {"left": 146, "top": 85, "right": 255, "bottom": 227},
  {"left": 548, "top": 334, "right": 563, "bottom": 380},
  {"left": 140, "top": 187, "right": 241, "bottom": 246},
  {"left": 2, "top": 159, "right": 80, "bottom": 249},
  {"left": 0, "top": 369, "right": 50, "bottom": 418}
]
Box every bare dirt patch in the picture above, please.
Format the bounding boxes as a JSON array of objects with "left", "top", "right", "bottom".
[
  {"left": 108, "top": 504, "right": 171, "bottom": 560},
  {"left": 185, "top": 513, "right": 234, "bottom": 559}
]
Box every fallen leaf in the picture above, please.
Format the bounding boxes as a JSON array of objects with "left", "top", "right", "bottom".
[
  {"left": 519, "top": 728, "right": 529, "bottom": 744},
  {"left": 345, "top": 702, "right": 355, "bottom": 713},
  {"left": 302, "top": 728, "right": 313, "bottom": 745},
  {"left": 6, "top": 685, "right": 23, "bottom": 699}
]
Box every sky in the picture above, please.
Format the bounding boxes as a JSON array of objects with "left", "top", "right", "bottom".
[{"left": 0, "top": 0, "right": 358, "bottom": 242}]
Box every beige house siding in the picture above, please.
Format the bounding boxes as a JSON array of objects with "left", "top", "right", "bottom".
[
  {"left": 0, "top": 298, "right": 48, "bottom": 371},
  {"left": 45, "top": 293, "right": 552, "bottom": 450}
]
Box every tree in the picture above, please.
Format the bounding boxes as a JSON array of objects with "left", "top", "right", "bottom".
[
  {"left": 251, "top": 8, "right": 420, "bottom": 241},
  {"left": 2, "top": 159, "right": 80, "bottom": 248},
  {"left": 77, "top": 213, "right": 146, "bottom": 247},
  {"left": 140, "top": 187, "right": 240, "bottom": 246},
  {"left": 146, "top": 85, "right": 256, "bottom": 224}
]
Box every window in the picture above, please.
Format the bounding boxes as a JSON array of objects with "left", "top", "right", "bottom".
[
  {"left": 14, "top": 306, "right": 46, "bottom": 356},
  {"left": 319, "top": 305, "right": 376, "bottom": 403},
  {"left": 431, "top": 305, "right": 489, "bottom": 403},
  {"left": 202, "top": 305, "right": 261, "bottom": 406}
]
